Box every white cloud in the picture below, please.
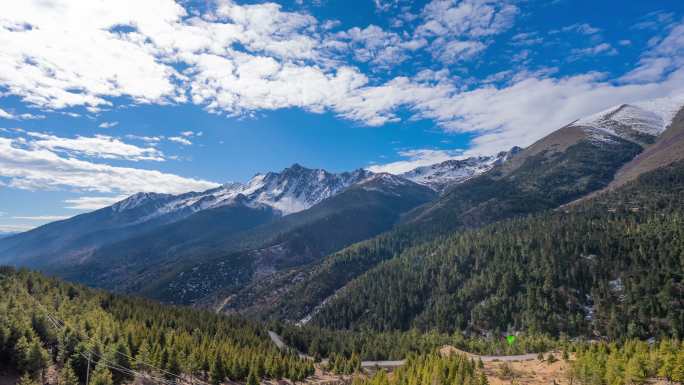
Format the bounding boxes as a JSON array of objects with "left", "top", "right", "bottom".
[
  {"left": 417, "top": 0, "right": 518, "bottom": 38},
  {"left": 11, "top": 215, "right": 70, "bottom": 221},
  {"left": 633, "top": 11, "right": 675, "bottom": 31},
  {"left": 98, "top": 121, "right": 119, "bottom": 128},
  {"left": 333, "top": 25, "right": 426, "bottom": 68},
  {"left": 1, "top": 0, "right": 683, "bottom": 162},
  {"left": 367, "top": 148, "right": 464, "bottom": 174},
  {"left": 126, "top": 134, "right": 163, "bottom": 143},
  {"left": 416, "top": 0, "right": 518, "bottom": 64},
  {"left": 0, "top": 136, "right": 218, "bottom": 196},
  {"left": 570, "top": 43, "right": 618, "bottom": 59},
  {"left": 0, "top": 108, "right": 44, "bottom": 120},
  {"left": 413, "top": 71, "right": 684, "bottom": 155},
  {"left": 168, "top": 136, "right": 192, "bottom": 145},
  {"left": 26, "top": 132, "right": 165, "bottom": 162},
  {"left": 64, "top": 195, "right": 129, "bottom": 210},
  {"left": 561, "top": 23, "right": 601, "bottom": 35},
  {"left": 0, "top": 224, "right": 34, "bottom": 232},
  {"left": 373, "top": 0, "right": 401, "bottom": 12},
  {"left": 0, "top": 0, "right": 184, "bottom": 110},
  {"left": 622, "top": 23, "right": 684, "bottom": 83},
  {"left": 511, "top": 32, "right": 543, "bottom": 46}
]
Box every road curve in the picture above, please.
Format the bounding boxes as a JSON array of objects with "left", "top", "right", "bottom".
[{"left": 268, "top": 331, "right": 540, "bottom": 368}]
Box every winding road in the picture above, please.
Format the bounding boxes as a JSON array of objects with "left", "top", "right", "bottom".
[{"left": 268, "top": 331, "right": 538, "bottom": 369}]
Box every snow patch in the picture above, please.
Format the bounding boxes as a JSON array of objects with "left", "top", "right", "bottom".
[
  {"left": 573, "top": 94, "right": 684, "bottom": 143},
  {"left": 399, "top": 148, "right": 519, "bottom": 192}
]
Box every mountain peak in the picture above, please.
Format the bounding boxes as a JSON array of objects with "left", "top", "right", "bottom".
[
  {"left": 571, "top": 94, "right": 684, "bottom": 145},
  {"left": 112, "top": 192, "right": 171, "bottom": 212},
  {"left": 399, "top": 148, "right": 519, "bottom": 192}
]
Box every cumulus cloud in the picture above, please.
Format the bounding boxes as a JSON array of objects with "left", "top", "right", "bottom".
[
  {"left": 570, "top": 43, "right": 618, "bottom": 59},
  {"left": 0, "top": 108, "right": 44, "bottom": 120},
  {"left": 0, "top": 136, "right": 218, "bottom": 197},
  {"left": 98, "top": 121, "right": 119, "bottom": 128},
  {"left": 0, "top": 0, "right": 184, "bottom": 110},
  {"left": 560, "top": 23, "right": 601, "bottom": 35},
  {"left": 1, "top": 0, "right": 684, "bottom": 162},
  {"left": 622, "top": 22, "right": 684, "bottom": 83},
  {"left": 25, "top": 132, "right": 166, "bottom": 161},
  {"left": 333, "top": 25, "right": 426, "bottom": 68},
  {"left": 422, "top": 72, "right": 684, "bottom": 155},
  {"left": 416, "top": 0, "right": 518, "bottom": 64},
  {"left": 168, "top": 136, "right": 192, "bottom": 145}
]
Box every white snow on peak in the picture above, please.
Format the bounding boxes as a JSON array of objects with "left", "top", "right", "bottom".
[
  {"left": 399, "top": 148, "right": 519, "bottom": 192},
  {"left": 112, "top": 165, "right": 373, "bottom": 224},
  {"left": 573, "top": 94, "right": 684, "bottom": 142},
  {"left": 357, "top": 173, "right": 413, "bottom": 194},
  {"left": 111, "top": 192, "right": 171, "bottom": 212}
]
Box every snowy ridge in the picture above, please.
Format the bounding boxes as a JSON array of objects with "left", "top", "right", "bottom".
[
  {"left": 572, "top": 94, "right": 684, "bottom": 143},
  {"left": 112, "top": 164, "right": 373, "bottom": 224},
  {"left": 110, "top": 147, "right": 524, "bottom": 226},
  {"left": 399, "top": 147, "right": 521, "bottom": 192}
]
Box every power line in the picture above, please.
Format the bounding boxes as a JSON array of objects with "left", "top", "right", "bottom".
[{"left": 9, "top": 276, "right": 205, "bottom": 385}]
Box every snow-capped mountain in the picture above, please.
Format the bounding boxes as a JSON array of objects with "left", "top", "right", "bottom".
[
  {"left": 112, "top": 164, "right": 374, "bottom": 224},
  {"left": 571, "top": 94, "right": 684, "bottom": 144},
  {"left": 399, "top": 147, "right": 522, "bottom": 192}
]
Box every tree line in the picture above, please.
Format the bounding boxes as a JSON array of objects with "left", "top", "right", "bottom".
[
  {"left": 310, "top": 160, "right": 684, "bottom": 338},
  {"left": 0, "top": 268, "right": 313, "bottom": 385},
  {"left": 570, "top": 339, "right": 684, "bottom": 385}
]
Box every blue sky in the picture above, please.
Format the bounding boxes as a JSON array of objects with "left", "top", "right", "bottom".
[{"left": 1, "top": 0, "right": 684, "bottom": 232}]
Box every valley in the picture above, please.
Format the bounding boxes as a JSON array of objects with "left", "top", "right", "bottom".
[{"left": 2, "top": 96, "right": 684, "bottom": 385}]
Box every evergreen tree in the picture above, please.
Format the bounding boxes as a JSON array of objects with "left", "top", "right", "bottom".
[
  {"left": 246, "top": 369, "right": 259, "bottom": 385},
  {"left": 18, "top": 373, "right": 37, "bottom": 385},
  {"left": 671, "top": 350, "right": 684, "bottom": 384},
  {"left": 90, "top": 362, "right": 114, "bottom": 385},
  {"left": 59, "top": 361, "right": 80, "bottom": 385},
  {"left": 210, "top": 357, "right": 225, "bottom": 385},
  {"left": 625, "top": 354, "right": 648, "bottom": 385}
]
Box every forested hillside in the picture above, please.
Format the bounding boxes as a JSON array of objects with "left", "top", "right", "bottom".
[
  {"left": 353, "top": 352, "right": 488, "bottom": 385},
  {"left": 0, "top": 268, "right": 313, "bottom": 385},
  {"left": 571, "top": 339, "right": 684, "bottom": 385},
  {"left": 310, "top": 160, "right": 684, "bottom": 337},
  {"left": 252, "top": 131, "right": 646, "bottom": 322}
]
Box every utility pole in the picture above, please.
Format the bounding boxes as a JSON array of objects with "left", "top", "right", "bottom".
[{"left": 86, "top": 352, "right": 92, "bottom": 385}]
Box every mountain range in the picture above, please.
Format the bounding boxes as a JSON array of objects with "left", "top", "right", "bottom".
[{"left": 1, "top": 94, "right": 684, "bottom": 338}]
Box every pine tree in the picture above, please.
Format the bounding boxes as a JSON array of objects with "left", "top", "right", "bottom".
[
  {"left": 18, "top": 373, "right": 37, "bottom": 385},
  {"left": 134, "top": 341, "right": 153, "bottom": 371},
  {"left": 91, "top": 362, "right": 114, "bottom": 385},
  {"left": 657, "top": 352, "right": 676, "bottom": 383},
  {"left": 604, "top": 354, "right": 625, "bottom": 385},
  {"left": 59, "top": 361, "right": 80, "bottom": 385},
  {"left": 27, "top": 339, "right": 50, "bottom": 381},
  {"left": 210, "top": 357, "right": 225, "bottom": 385},
  {"left": 625, "top": 354, "right": 648, "bottom": 385},
  {"left": 111, "top": 342, "right": 133, "bottom": 385},
  {"left": 671, "top": 350, "right": 684, "bottom": 384},
  {"left": 246, "top": 369, "right": 259, "bottom": 385},
  {"left": 14, "top": 335, "right": 32, "bottom": 373}
]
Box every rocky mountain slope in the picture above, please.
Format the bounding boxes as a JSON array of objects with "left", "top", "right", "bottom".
[
  {"left": 4, "top": 168, "right": 436, "bottom": 306},
  {"left": 0, "top": 165, "right": 372, "bottom": 266},
  {"left": 399, "top": 148, "right": 521, "bottom": 192},
  {"left": 2, "top": 95, "right": 683, "bottom": 330},
  {"left": 246, "top": 97, "right": 684, "bottom": 323},
  {"left": 309, "top": 159, "right": 684, "bottom": 337}
]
